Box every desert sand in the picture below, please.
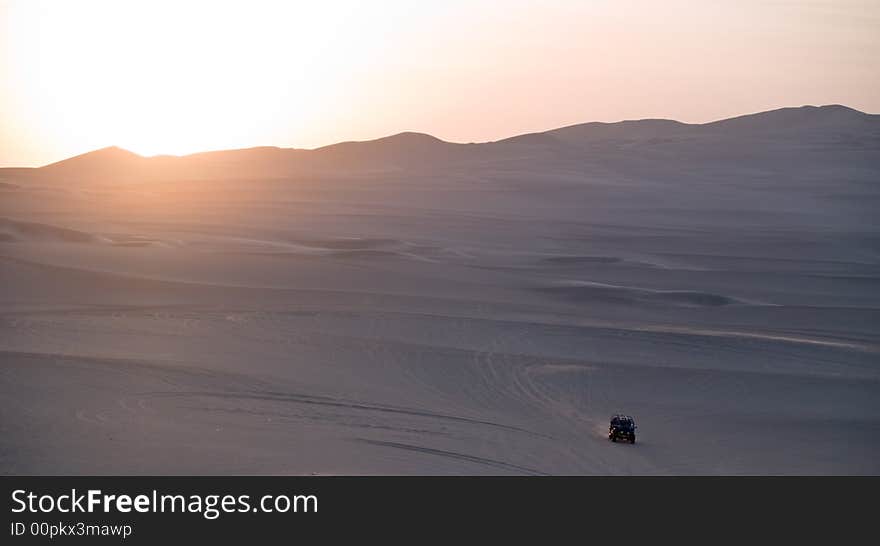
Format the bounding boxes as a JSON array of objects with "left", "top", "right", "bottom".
[{"left": 1, "top": 105, "right": 878, "bottom": 474}]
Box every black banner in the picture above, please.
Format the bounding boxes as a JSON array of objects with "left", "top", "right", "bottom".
[{"left": 2, "top": 477, "right": 872, "bottom": 543}]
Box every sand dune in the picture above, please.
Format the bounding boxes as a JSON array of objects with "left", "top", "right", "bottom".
[
  {"left": 7, "top": 104, "right": 876, "bottom": 184},
  {"left": 0, "top": 218, "right": 98, "bottom": 244},
  {"left": 538, "top": 280, "right": 749, "bottom": 307},
  {"left": 1, "top": 105, "right": 878, "bottom": 474}
]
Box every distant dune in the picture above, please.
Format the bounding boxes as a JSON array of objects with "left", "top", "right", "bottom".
[{"left": 4, "top": 104, "right": 876, "bottom": 184}]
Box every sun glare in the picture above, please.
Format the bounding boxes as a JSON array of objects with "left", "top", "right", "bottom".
[{"left": 5, "top": 0, "right": 400, "bottom": 158}]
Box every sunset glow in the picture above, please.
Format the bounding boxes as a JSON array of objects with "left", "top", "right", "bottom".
[{"left": 1, "top": 0, "right": 878, "bottom": 166}]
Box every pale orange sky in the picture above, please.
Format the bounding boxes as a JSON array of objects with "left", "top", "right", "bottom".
[{"left": 1, "top": 0, "right": 878, "bottom": 167}]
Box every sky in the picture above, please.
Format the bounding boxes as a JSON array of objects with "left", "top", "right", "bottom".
[{"left": 1, "top": 0, "right": 878, "bottom": 167}]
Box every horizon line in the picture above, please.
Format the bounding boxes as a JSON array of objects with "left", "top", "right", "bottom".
[{"left": 4, "top": 103, "right": 874, "bottom": 170}]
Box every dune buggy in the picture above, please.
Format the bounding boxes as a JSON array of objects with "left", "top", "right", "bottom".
[{"left": 609, "top": 414, "right": 636, "bottom": 444}]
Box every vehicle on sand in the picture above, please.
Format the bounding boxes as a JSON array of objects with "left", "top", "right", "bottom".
[{"left": 609, "top": 414, "right": 636, "bottom": 444}]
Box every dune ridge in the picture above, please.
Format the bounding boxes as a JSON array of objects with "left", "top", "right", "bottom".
[{"left": 2, "top": 104, "right": 876, "bottom": 183}]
